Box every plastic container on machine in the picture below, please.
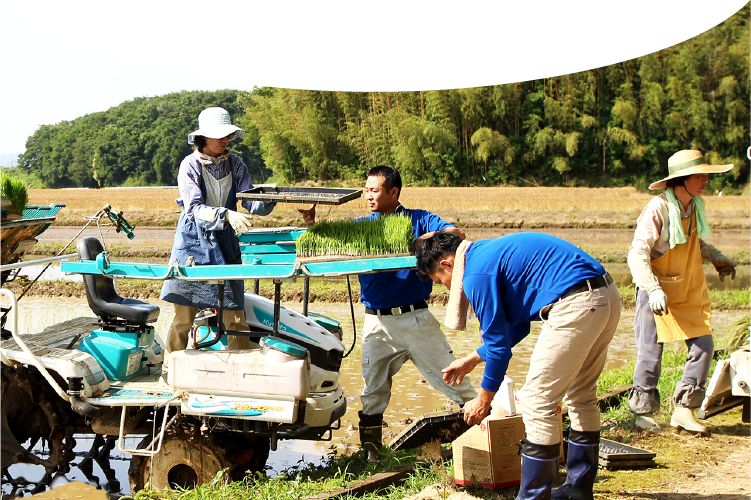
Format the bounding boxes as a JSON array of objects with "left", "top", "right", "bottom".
[
  {"left": 168, "top": 336, "right": 311, "bottom": 400},
  {"left": 490, "top": 375, "right": 518, "bottom": 416}
]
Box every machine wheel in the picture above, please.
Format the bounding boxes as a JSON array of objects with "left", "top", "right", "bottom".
[
  {"left": 1, "top": 363, "right": 79, "bottom": 496},
  {"left": 128, "top": 424, "right": 270, "bottom": 493}
]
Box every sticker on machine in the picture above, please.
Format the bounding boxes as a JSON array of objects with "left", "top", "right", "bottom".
[{"left": 182, "top": 394, "right": 297, "bottom": 423}]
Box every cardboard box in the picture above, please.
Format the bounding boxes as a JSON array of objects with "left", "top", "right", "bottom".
[
  {"left": 453, "top": 414, "right": 526, "bottom": 488},
  {"left": 453, "top": 410, "right": 563, "bottom": 489}
]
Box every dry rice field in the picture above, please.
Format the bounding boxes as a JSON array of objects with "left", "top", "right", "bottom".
[{"left": 30, "top": 186, "right": 749, "bottom": 230}]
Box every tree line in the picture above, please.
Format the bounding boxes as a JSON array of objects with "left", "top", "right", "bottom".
[{"left": 17, "top": 4, "right": 749, "bottom": 192}]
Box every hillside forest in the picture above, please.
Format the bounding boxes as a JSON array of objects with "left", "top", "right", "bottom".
[{"left": 14, "top": 4, "right": 750, "bottom": 192}]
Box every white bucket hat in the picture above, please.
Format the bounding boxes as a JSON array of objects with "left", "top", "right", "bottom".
[
  {"left": 649, "top": 149, "right": 734, "bottom": 190},
  {"left": 188, "top": 107, "right": 245, "bottom": 145}
]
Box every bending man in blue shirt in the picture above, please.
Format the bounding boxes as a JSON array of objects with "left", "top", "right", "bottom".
[
  {"left": 300, "top": 166, "right": 476, "bottom": 462},
  {"left": 415, "top": 231, "right": 621, "bottom": 500}
]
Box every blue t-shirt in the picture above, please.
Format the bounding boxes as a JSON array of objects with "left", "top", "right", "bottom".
[
  {"left": 463, "top": 233, "right": 606, "bottom": 392},
  {"left": 358, "top": 206, "right": 455, "bottom": 309}
]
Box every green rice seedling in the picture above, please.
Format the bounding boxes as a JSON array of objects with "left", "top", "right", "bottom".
[
  {"left": 1, "top": 172, "right": 29, "bottom": 213},
  {"left": 296, "top": 214, "right": 415, "bottom": 259}
]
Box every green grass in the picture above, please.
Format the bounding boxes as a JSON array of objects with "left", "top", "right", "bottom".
[
  {"left": 617, "top": 284, "right": 750, "bottom": 310},
  {"left": 296, "top": 214, "right": 415, "bottom": 258},
  {"left": 121, "top": 448, "right": 451, "bottom": 500}
]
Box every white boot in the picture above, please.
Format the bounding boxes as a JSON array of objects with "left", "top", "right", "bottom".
[
  {"left": 634, "top": 413, "right": 661, "bottom": 433},
  {"left": 671, "top": 406, "right": 709, "bottom": 436}
]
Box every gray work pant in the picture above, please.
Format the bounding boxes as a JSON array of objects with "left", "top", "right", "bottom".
[
  {"left": 629, "top": 288, "right": 714, "bottom": 413},
  {"left": 360, "top": 308, "right": 477, "bottom": 415}
]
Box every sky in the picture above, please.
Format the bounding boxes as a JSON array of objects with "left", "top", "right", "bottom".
[{"left": 1, "top": 0, "right": 747, "bottom": 157}]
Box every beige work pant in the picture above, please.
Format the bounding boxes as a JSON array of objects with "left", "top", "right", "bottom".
[
  {"left": 360, "top": 308, "right": 477, "bottom": 415},
  {"left": 518, "top": 283, "right": 621, "bottom": 445},
  {"left": 163, "top": 304, "right": 251, "bottom": 370}
]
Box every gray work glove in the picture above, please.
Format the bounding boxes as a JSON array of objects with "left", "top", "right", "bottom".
[
  {"left": 225, "top": 210, "right": 253, "bottom": 234},
  {"left": 712, "top": 252, "right": 737, "bottom": 281},
  {"left": 648, "top": 289, "right": 669, "bottom": 316}
]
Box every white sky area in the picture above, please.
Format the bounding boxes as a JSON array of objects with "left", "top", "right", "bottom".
[{"left": 0, "top": 0, "right": 747, "bottom": 156}]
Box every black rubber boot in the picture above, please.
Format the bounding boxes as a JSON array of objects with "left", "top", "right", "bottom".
[
  {"left": 515, "top": 440, "right": 560, "bottom": 500},
  {"left": 358, "top": 411, "right": 383, "bottom": 462},
  {"left": 552, "top": 430, "right": 599, "bottom": 500}
]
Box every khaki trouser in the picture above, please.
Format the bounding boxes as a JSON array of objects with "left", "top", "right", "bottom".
[
  {"left": 163, "top": 304, "right": 251, "bottom": 370},
  {"left": 360, "top": 308, "right": 477, "bottom": 415},
  {"left": 518, "top": 282, "right": 621, "bottom": 445}
]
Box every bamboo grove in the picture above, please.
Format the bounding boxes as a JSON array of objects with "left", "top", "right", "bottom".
[{"left": 15, "top": 4, "right": 749, "bottom": 192}]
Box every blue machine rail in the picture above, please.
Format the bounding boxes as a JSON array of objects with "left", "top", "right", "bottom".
[{"left": 60, "top": 227, "right": 416, "bottom": 280}]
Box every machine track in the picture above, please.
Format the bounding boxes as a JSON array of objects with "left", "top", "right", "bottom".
[{"left": 1, "top": 363, "right": 80, "bottom": 496}]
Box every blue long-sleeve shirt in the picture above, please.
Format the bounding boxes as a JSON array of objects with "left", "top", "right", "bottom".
[{"left": 463, "top": 233, "right": 606, "bottom": 392}]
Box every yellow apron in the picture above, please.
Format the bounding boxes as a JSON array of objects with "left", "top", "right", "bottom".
[{"left": 651, "top": 209, "right": 712, "bottom": 342}]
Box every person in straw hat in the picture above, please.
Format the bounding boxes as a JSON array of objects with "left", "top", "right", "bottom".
[
  {"left": 627, "top": 149, "right": 737, "bottom": 435},
  {"left": 159, "top": 107, "right": 277, "bottom": 381}
]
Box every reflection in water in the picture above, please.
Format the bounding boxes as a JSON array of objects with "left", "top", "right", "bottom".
[{"left": 2, "top": 296, "right": 747, "bottom": 496}]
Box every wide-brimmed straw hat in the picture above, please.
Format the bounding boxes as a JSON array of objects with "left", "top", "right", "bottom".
[
  {"left": 649, "top": 149, "right": 733, "bottom": 190},
  {"left": 188, "top": 107, "right": 245, "bottom": 145}
]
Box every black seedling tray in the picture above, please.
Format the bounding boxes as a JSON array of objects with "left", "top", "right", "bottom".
[
  {"left": 237, "top": 186, "right": 362, "bottom": 205},
  {"left": 598, "top": 438, "right": 656, "bottom": 469},
  {"left": 388, "top": 410, "right": 470, "bottom": 451}
]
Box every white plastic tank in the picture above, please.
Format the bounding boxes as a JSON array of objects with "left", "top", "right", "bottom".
[{"left": 168, "top": 336, "right": 311, "bottom": 400}]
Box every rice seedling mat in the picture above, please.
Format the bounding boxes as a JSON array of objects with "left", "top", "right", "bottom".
[
  {"left": 296, "top": 252, "right": 411, "bottom": 264},
  {"left": 237, "top": 186, "right": 362, "bottom": 205}
]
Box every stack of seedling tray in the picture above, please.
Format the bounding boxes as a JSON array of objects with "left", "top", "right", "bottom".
[
  {"left": 237, "top": 186, "right": 362, "bottom": 205},
  {"left": 598, "top": 438, "right": 656, "bottom": 469}
]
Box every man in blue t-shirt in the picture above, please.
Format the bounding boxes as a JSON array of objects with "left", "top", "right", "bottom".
[
  {"left": 300, "top": 166, "right": 476, "bottom": 461},
  {"left": 415, "top": 232, "right": 621, "bottom": 500}
]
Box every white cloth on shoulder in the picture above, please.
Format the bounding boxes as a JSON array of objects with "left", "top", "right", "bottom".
[{"left": 444, "top": 240, "right": 475, "bottom": 331}]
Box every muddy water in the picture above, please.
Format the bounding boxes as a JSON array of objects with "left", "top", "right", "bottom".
[{"left": 2, "top": 295, "right": 747, "bottom": 496}]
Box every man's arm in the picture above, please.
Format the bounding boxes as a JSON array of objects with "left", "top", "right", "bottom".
[
  {"left": 298, "top": 204, "right": 316, "bottom": 226},
  {"left": 443, "top": 226, "right": 466, "bottom": 239}
]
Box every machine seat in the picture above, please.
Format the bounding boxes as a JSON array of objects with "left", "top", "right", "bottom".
[{"left": 77, "top": 237, "right": 160, "bottom": 325}]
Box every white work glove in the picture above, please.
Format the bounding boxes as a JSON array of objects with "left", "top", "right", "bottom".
[
  {"left": 648, "top": 289, "right": 669, "bottom": 316},
  {"left": 712, "top": 252, "right": 737, "bottom": 281},
  {"left": 225, "top": 210, "right": 253, "bottom": 234}
]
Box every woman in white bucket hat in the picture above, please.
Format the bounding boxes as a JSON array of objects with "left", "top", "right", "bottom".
[
  {"left": 159, "top": 107, "right": 276, "bottom": 379},
  {"left": 627, "top": 149, "right": 737, "bottom": 436}
]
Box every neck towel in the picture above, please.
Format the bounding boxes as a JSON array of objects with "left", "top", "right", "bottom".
[
  {"left": 664, "top": 187, "right": 711, "bottom": 249},
  {"left": 444, "top": 240, "right": 474, "bottom": 330},
  {"left": 194, "top": 149, "right": 231, "bottom": 166}
]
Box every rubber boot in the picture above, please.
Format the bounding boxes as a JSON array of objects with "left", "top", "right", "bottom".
[
  {"left": 515, "top": 440, "right": 560, "bottom": 500},
  {"left": 552, "top": 430, "right": 599, "bottom": 500},
  {"left": 634, "top": 413, "right": 661, "bottom": 433},
  {"left": 670, "top": 406, "right": 709, "bottom": 436},
  {"left": 358, "top": 411, "right": 383, "bottom": 462}
]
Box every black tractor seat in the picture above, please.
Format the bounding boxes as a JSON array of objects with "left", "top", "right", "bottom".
[{"left": 77, "top": 237, "right": 160, "bottom": 325}]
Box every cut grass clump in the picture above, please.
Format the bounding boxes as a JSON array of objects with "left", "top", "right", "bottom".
[
  {"left": 296, "top": 214, "right": 414, "bottom": 259},
  {"left": 723, "top": 314, "right": 750, "bottom": 353}
]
